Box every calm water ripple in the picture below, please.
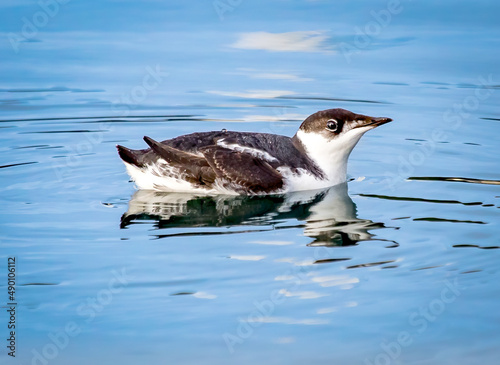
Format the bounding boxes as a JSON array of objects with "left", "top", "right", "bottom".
[{"left": 1, "top": 1, "right": 499, "bottom": 364}]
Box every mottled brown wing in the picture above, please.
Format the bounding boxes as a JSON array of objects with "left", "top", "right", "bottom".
[
  {"left": 143, "top": 136, "right": 207, "bottom": 167},
  {"left": 201, "top": 146, "right": 283, "bottom": 193},
  {"left": 143, "top": 136, "right": 216, "bottom": 186}
]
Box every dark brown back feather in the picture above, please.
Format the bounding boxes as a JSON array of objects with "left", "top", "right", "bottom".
[{"left": 201, "top": 146, "right": 283, "bottom": 193}]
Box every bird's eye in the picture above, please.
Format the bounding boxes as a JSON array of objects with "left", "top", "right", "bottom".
[{"left": 326, "top": 119, "right": 339, "bottom": 132}]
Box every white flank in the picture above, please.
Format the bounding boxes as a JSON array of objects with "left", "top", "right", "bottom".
[
  {"left": 124, "top": 161, "right": 243, "bottom": 195},
  {"left": 125, "top": 161, "right": 209, "bottom": 193}
]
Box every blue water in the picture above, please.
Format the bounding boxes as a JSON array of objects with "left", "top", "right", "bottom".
[{"left": 1, "top": 1, "right": 500, "bottom": 364}]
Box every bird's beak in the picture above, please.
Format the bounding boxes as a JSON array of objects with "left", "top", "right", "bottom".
[
  {"left": 355, "top": 116, "right": 393, "bottom": 129},
  {"left": 370, "top": 116, "right": 393, "bottom": 127}
]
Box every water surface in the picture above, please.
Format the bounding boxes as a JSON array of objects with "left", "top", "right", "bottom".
[{"left": 1, "top": 1, "right": 499, "bottom": 364}]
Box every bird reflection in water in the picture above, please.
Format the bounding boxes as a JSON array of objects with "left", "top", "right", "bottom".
[{"left": 120, "top": 183, "right": 394, "bottom": 247}]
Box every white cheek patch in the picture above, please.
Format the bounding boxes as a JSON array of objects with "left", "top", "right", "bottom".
[{"left": 295, "top": 127, "right": 369, "bottom": 186}]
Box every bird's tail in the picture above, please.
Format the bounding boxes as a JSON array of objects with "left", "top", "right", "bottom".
[{"left": 116, "top": 145, "right": 144, "bottom": 167}]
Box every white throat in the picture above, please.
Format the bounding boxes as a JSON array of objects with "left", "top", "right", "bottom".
[{"left": 295, "top": 128, "right": 368, "bottom": 186}]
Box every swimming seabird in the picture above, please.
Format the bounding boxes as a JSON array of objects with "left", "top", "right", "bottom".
[{"left": 117, "top": 108, "right": 392, "bottom": 194}]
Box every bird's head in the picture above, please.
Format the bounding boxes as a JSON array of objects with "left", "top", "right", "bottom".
[{"left": 293, "top": 108, "right": 393, "bottom": 181}]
